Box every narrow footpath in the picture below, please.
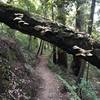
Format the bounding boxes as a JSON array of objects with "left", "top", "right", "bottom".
[{"left": 35, "top": 56, "right": 67, "bottom": 100}]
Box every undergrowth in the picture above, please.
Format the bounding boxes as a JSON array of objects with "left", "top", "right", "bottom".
[{"left": 48, "top": 58, "right": 98, "bottom": 100}]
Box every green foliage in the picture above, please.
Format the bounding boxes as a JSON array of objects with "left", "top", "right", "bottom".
[
  {"left": 92, "top": 31, "right": 100, "bottom": 41},
  {"left": 49, "top": 57, "right": 99, "bottom": 100},
  {"left": 15, "top": 32, "right": 38, "bottom": 50},
  {"left": 77, "top": 79, "right": 97, "bottom": 100},
  {"left": 15, "top": 32, "right": 29, "bottom": 48},
  {"left": 57, "top": 75, "right": 81, "bottom": 100},
  {"left": 57, "top": 75, "right": 98, "bottom": 100}
]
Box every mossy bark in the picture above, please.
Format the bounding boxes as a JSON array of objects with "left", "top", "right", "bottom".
[{"left": 0, "top": 3, "right": 100, "bottom": 68}]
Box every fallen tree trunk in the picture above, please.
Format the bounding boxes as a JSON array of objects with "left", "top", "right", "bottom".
[{"left": 0, "top": 3, "right": 100, "bottom": 68}]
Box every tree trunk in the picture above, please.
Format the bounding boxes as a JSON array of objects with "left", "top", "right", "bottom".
[
  {"left": 27, "top": 35, "right": 32, "bottom": 51},
  {"left": 36, "top": 40, "right": 43, "bottom": 57},
  {"left": 57, "top": 48, "right": 68, "bottom": 69},
  {"left": 88, "top": 0, "right": 96, "bottom": 35},
  {"left": 71, "top": 1, "right": 86, "bottom": 79},
  {"left": 0, "top": 3, "right": 100, "bottom": 69},
  {"left": 51, "top": 1, "right": 58, "bottom": 64},
  {"left": 40, "top": 41, "right": 44, "bottom": 55},
  {"left": 56, "top": 0, "right": 68, "bottom": 68},
  {"left": 53, "top": 46, "right": 57, "bottom": 64},
  {"left": 85, "top": 0, "right": 96, "bottom": 82}
]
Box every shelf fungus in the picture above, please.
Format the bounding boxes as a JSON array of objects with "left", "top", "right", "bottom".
[
  {"left": 34, "top": 25, "right": 51, "bottom": 35},
  {"left": 77, "top": 32, "right": 90, "bottom": 38},
  {"left": 73, "top": 45, "right": 93, "bottom": 57},
  {"left": 13, "top": 13, "right": 29, "bottom": 25},
  {"left": 18, "top": 20, "right": 29, "bottom": 25}
]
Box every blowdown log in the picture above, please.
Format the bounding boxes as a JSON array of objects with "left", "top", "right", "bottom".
[{"left": 0, "top": 3, "right": 100, "bottom": 68}]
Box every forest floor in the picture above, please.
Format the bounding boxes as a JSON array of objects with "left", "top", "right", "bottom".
[{"left": 35, "top": 56, "right": 68, "bottom": 100}]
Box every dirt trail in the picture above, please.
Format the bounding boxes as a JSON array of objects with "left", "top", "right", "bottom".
[{"left": 35, "top": 56, "right": 67, "bottom": 100}]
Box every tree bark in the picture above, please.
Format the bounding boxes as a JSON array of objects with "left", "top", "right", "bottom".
[
  {"left": 0, "top": 3, "right": 100, "bottom": 69},
  {"left": 71, "top": 0, "right": 86, "bottom": 77},
  {"left": 56, "top": 0, "right": 68, "bottom": 68},
  {"left": 51, "top": 1, "right": 58, "bottom": 64},
  {"left": 88, "top": 0, "right": 96, "bottom": 34},
  {"left": 27, "top": 35, "right": 32, "bottom": 51},
  {"left": 36, "top": 40, "right": 43, "bottom": 57},
  {"left": 53, "top": 45, "right": 57, "bottom": 64}
]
